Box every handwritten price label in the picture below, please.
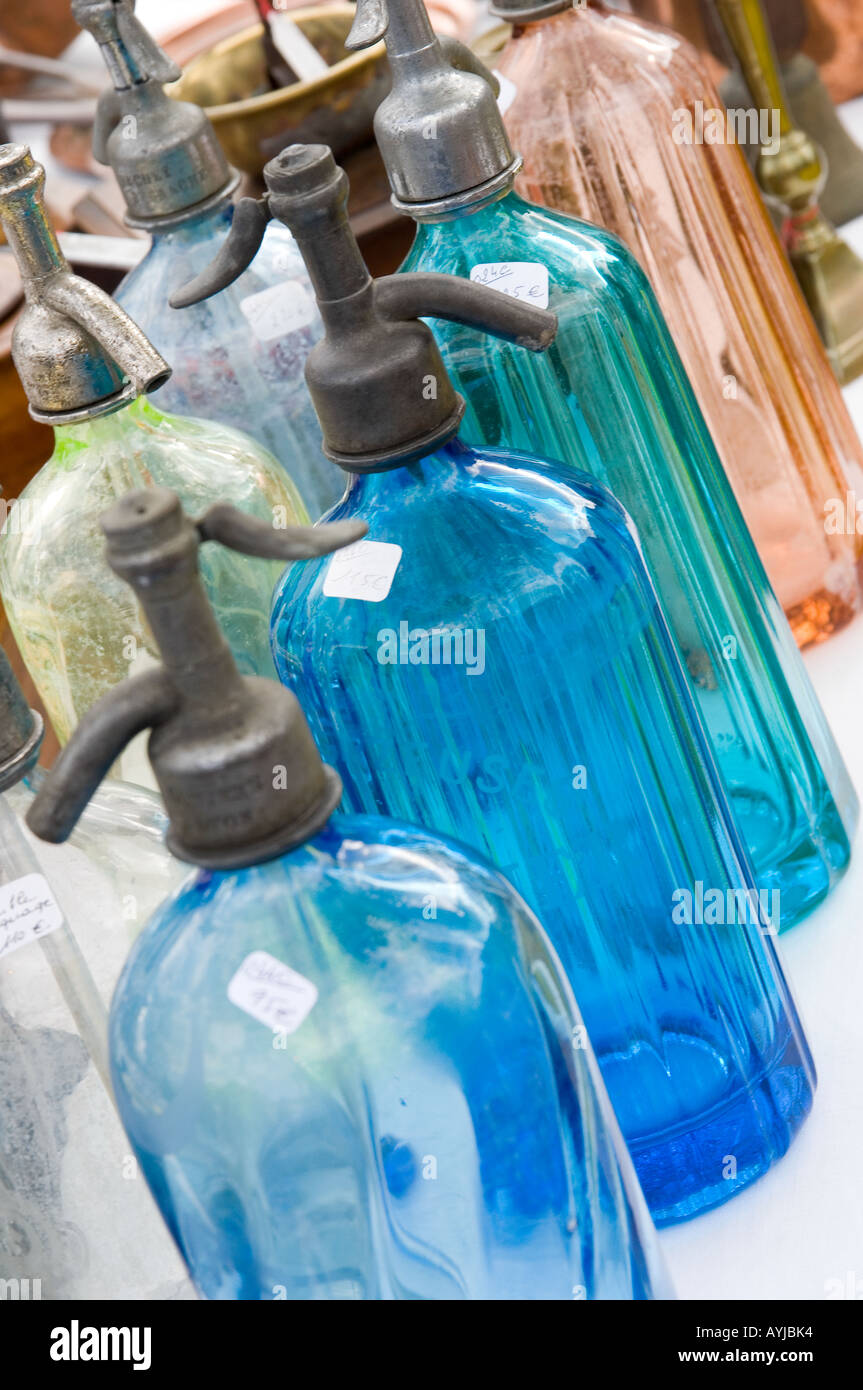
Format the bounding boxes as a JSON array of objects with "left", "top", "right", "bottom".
[
  {"left": 240, "top": 280, "right": 317, "bottom": 343},
  {"left": 228, "top": 951, "right": 318, "bottom": 1034},
  {"left": 323, "top": 539, "right": 403, "bottom": 602},
  {"left": 469, "top": 261, "right": 550, "bottom": 309},
  {"left": 0, "top": 874, "right": 64, "bottom": 961}
]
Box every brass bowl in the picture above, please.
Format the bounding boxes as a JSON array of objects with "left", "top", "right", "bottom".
[{"left": 168, "top": 5, "right": 389, "bottom": 178}]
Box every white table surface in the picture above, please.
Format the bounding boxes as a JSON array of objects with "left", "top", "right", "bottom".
[{"left": 662, "top": 102, "right": 863, "bottom": 1303}]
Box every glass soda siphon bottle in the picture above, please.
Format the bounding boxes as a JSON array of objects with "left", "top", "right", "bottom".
[
  {"left": 0, "top": 646, "right": 191, "bottom": 1299},
  {"left": 27, "top": 488, "right": 671, "bottom": 1300},
  {"left": 72, "top": 0, "right": 341, "bottom": 516},
  {"left": 0, "top": 144, "right": 306, "bottom": 756},
  {"left": 337, "top": 0, "right": 859, "bottom": 928},
  {"left": 488, "top": 0, "right": 863, "bottom": 645},
  {"left": 182, "top": 142, "right": 816, "bottom": 1225}
]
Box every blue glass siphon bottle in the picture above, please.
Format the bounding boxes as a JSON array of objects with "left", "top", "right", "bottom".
[
  {"left": 341, "top": 0, "right": 857, "bottom": 930},
  {"left": 26, "top": 487, "right": 671, "bottom": 1301},
  {"left": 211, "top": 144, "right": 818, "bottom": 1225},
  {"left": 72, "top": 0, "right": 341, "bottom": 517}
]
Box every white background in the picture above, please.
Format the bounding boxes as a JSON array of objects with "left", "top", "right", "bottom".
[
  {"left": 662, "top": 93, "right": 863, "bottom": 1301},
  {"left": 19, "top": 1, "right": 863, "bottom": 1300}
]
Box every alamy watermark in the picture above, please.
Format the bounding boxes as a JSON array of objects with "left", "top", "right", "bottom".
[
  {"left": 824, "top": 491, "right": 863, "bottom": 534},
  {"left": 672, "top": 880, "right": 780, "bottom": 934},
  {"left": 377, "top": 621, "right": 486, "bottom": 676},
  {"left": 672, "top": 102, "right": 780, "bottom": 155}
]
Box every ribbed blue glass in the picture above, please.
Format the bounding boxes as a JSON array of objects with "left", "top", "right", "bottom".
[
  {"left": 115, "top": 204, "right": 343, "bottom": 518},
  {"left": 271, "top": 440, "right": 815, "bottom": 1225},
  {"left": 108, "top": 816, "right": 670, "bottom": 1300},
  {"left": 398, "top": 189, "right": 856, "bottom": 929}
]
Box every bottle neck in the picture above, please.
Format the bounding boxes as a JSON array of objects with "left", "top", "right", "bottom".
[
  {"left": 343, "top": 437, "right": 471, "bottom": 500},
  {"left": 52, "top": 393, "right": 163, "bottom": 451},
  {"left": 395, "top": 164, "right": 520, "bottom": 224},
  {"left": 147, "top": 195, "right": 235, "bottom": 244},
  {"left": 407, "top": 174, "right": 520, "bottom": 227},
  {"left": 498, "top": 0, "right": 586, "bottom": 22}
]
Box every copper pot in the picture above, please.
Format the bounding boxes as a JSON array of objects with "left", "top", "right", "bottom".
[
  {"left": 0, "top": 0, "right": 80, "bottom": 96},
  {"left": 803, "top": 0, "right": 863, "bottom": 105}
]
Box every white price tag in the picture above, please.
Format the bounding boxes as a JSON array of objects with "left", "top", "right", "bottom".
[
  {"left": 323, "top": 538, "right": 402, "bottom": 602},
  {"left": 240, "top": 280, "right": 317, "bottom": 343},
  {"left": 228, "top": 951, "right": 318, "bottom": 1035},
  {"left": 0, "top": 874, "right": 64, "bottom": 961},
  {"left": 469, "top": 261, "right": 550, "bottom": 309},
  {"left": 494, "top": 70, "right": 518, "bottom": 115}
]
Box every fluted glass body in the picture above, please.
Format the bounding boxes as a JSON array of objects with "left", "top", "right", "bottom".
[
  {"left": 116, "top": 204, "right": 343, "bottom": 517},
  {"left": 402, "top": 195, "right": 855, "bottom": 929},
  {"left": 271, "top": 441, "right": 815, "bottom": 1224},
  {"left": 0, "top": 396, "right": 305, "bottom": 750},
  {"left": 495, "top": 2, "right": 863, "bottom": 644},
  {"left": 109, "top": 815, "right": 670, "bottom": 1299},
  {"left": 0, "top": 787, "right": 189, "bottom": 1299}
]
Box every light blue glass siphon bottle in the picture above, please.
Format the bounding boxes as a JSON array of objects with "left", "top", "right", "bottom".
[
  {"left": 26, "top": 486, "right": 672, "bottom": 1302},
  {"left": 0, "top": 647, "right": 190, "bottom": 1299},
  {"left": 208, "top": 144, "right": 817, "bottom": 1226},
  {"left": 341, "top": 0, "right": 857, "bottom": 930},
  {"left": 72, "top": 0, "right": 341, "bottom": 517}
]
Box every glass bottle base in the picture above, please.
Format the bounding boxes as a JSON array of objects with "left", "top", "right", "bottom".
[
  {"left": 786, "top": 585, "right": 859, "bottom": 648},
  {"left": 729, "top": 785, "right": 851, "bottom": 932},
  {"left": 604, "top": 1025, "right": 814, "bottom": 1226}
]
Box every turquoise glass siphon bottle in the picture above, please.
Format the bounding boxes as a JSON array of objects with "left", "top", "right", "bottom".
[
  {"left": 0, "top": 647, "right": 190, "bottom": 1299},
  {"left": 27, "top": 487, "right": 671, "bottom": 1301},
  {"left": 72, "top": 0, "right": 341, "bottom": 517},
  {"left": 342, "top": 0, "right": 857, "bottom": 930},
  {"left": 0, "top": 145, "right": 306, "bottom": 756},
  {"left": 177, "top": 142, "right": 817, "bottom": 1225}
]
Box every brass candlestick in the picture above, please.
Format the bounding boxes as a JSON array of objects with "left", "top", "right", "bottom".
[{"left": 716, "top": 0, "right": 863, "bottom": 384}]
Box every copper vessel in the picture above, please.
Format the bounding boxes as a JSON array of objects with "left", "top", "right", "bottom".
[
  {"left": 496, "top": 0, "right": 863, "bottom": 644},
  {"left": 803, "top": 0, "right": 863, "bottom": 105},
  {"left": 634, "top": 1, "right": 863, "bottom": 226},
  {"left": 645, "top": 0, "right": 863, "bottom": 106}
]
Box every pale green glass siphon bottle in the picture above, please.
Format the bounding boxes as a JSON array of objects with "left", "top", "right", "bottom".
[{"left": 0, "top": 145, "right": 306, "bottom": 760}]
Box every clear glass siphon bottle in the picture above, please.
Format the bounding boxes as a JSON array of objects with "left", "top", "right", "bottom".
[
  {"left": 252, "top": 144, "right": 814, "bottom": 1225},
  {"left": 72, "top": 0, "right": 341, "bottom": 517},
  {"left": 26, "top": 487, "right": 671, "bottom": 1300},
  {"left": 0, "top": 647, "right": 191, "bottom": 1299},
  {"left": 343, "top": 0, "right": 857, "bottom": 927},
  {"left": 0, "top": 145, "right": 306, "bottom": 755}
]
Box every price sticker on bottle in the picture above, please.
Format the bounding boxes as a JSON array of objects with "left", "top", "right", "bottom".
[
  {"left": 240, "top": 280, "right": 317, "bottom": 343},
  {"left": 469, "top": 262, "right": 550, "bottom": 309},
  {"left": 0, "top": 874, "right": 64, "bottom": 961},
  {"left": 323, "top": 539, "right": 402, "bottom": 602},
  {"left": 228, "top": 951, "right": 318, "bottom": 1035}
]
